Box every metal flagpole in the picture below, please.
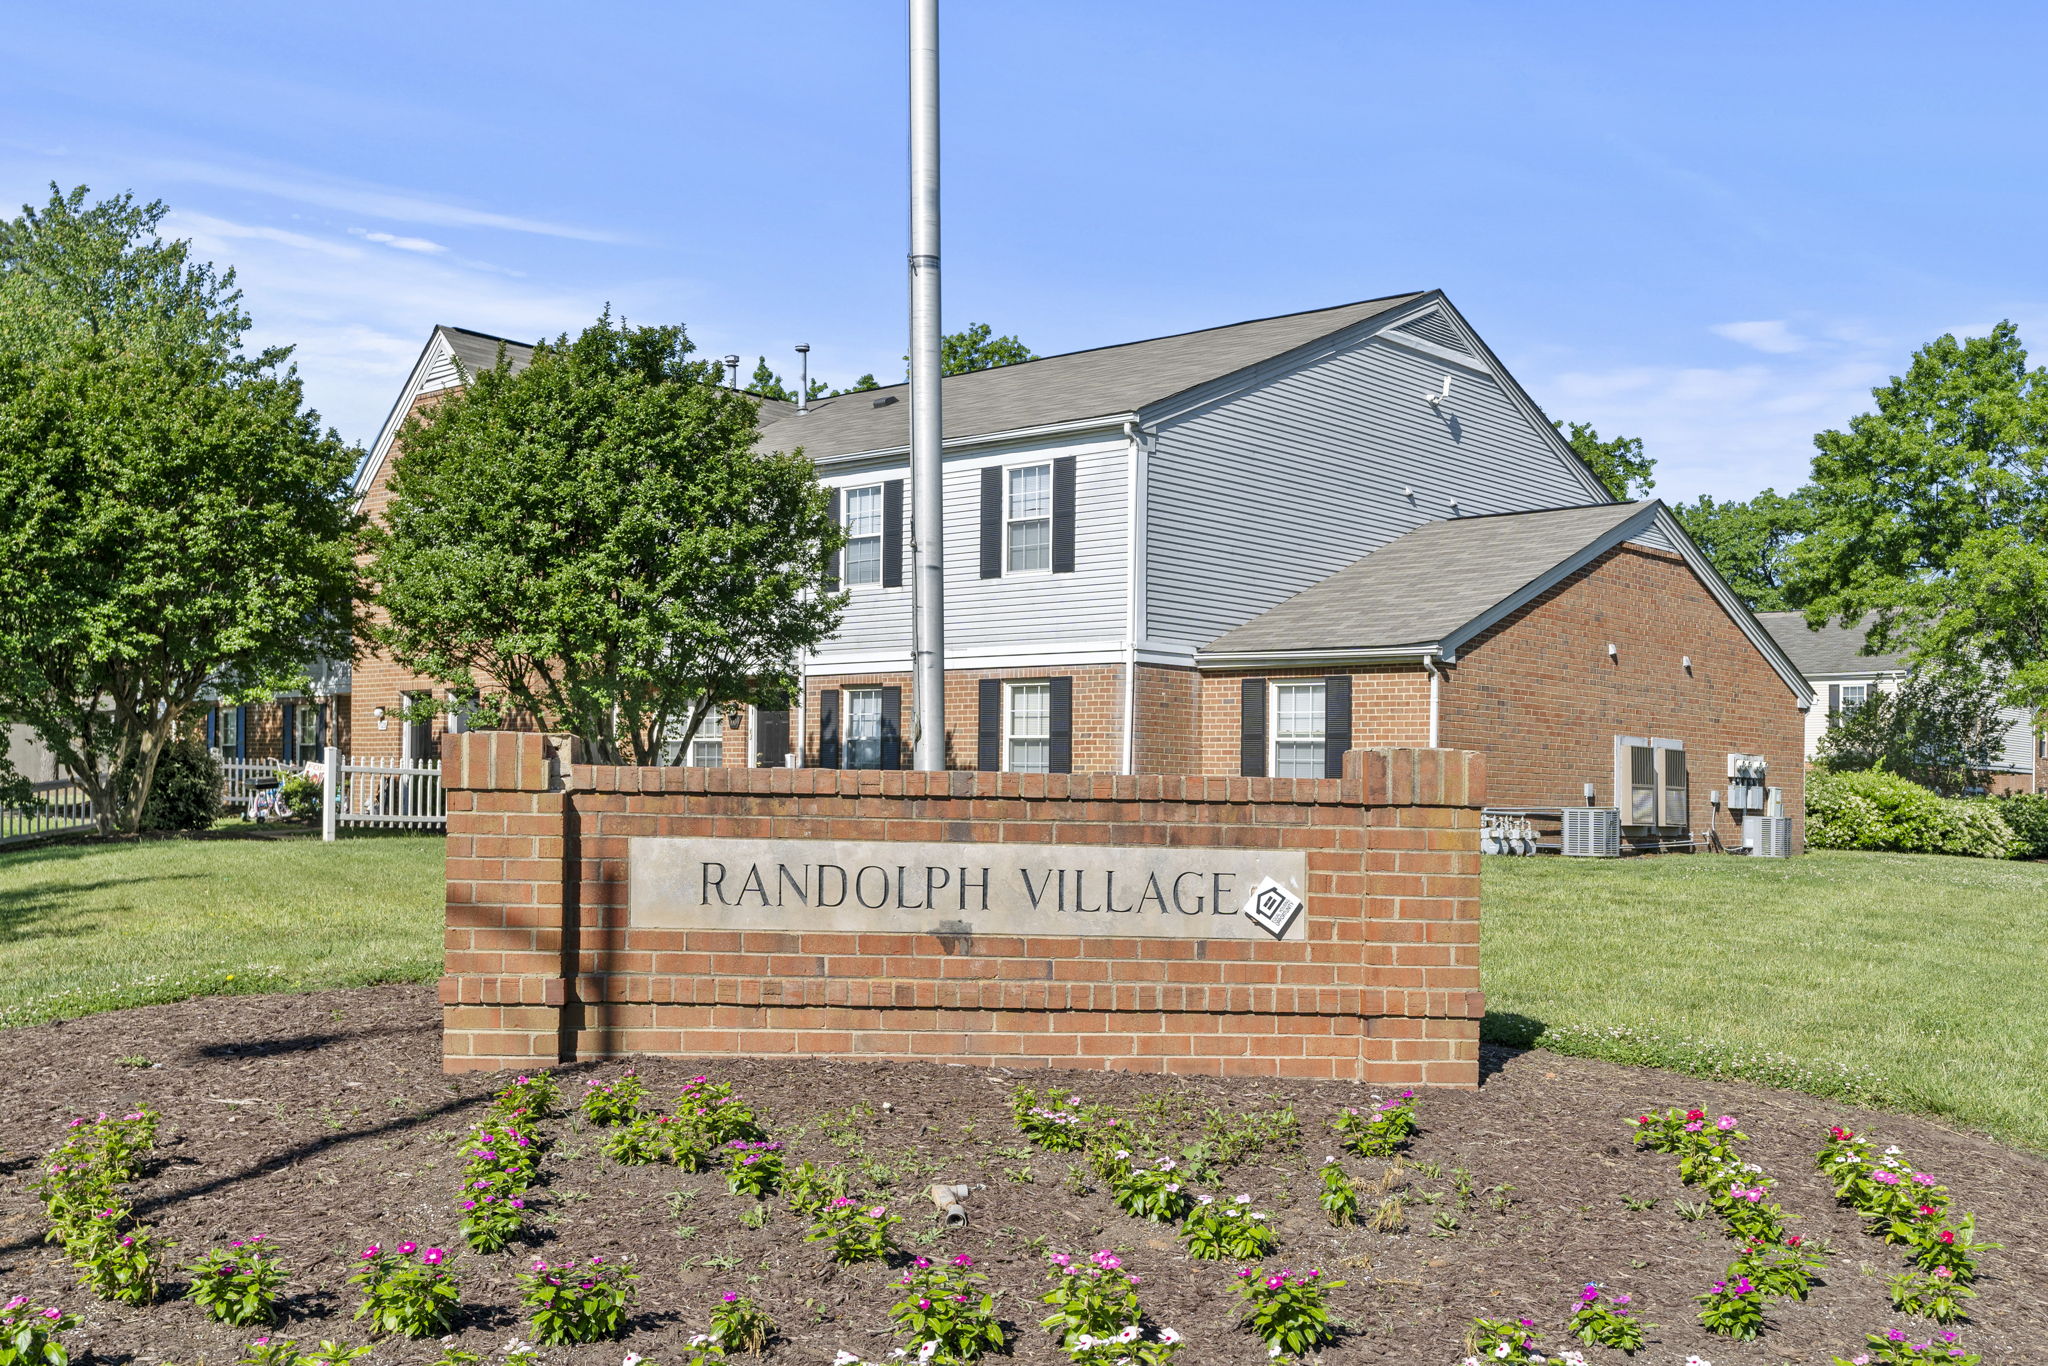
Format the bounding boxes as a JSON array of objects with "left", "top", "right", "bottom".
[{"left": 908, "top": 0, "right": 946, "bottom": 770}]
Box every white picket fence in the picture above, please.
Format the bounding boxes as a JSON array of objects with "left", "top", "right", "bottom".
[
  {"left": 0, "top": 777, "right": 98, "bottom": 847},
  {"left": 319, "top": 747, "right": 445, "bottom": 840},
  {"left": 220, "top": 757, "right": 293, "bottom": 807}
]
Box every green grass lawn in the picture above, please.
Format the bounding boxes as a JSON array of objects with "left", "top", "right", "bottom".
[
  {"left": 1483, "top": 848, "right": 2048, "bottom": 1152},
  {"left": 0, "top": 828, "right": 444, "bottom": 1028}
]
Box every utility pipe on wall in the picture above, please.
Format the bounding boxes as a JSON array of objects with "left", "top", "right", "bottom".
[
  {"left": 1424, "top": 654, "right": 1443, "bottom": 749},
  {"left": 907, "top": 0, "right": 946, "bottom": 771}
]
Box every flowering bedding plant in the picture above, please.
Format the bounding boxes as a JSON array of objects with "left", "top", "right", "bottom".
[
  {"left": 1819, "top": 1128, "right": 1999, "bottom": 1288},
  {"left": 887, "top": 1255, "right": 1006, "bottom": 1365},
  {"left": 0, "top": 1297, "right": 80, "bottom": 1366},
  {"left": 492, "top": 1072, "right": 562, "bottom": 1122},
  {"left": 602, "top": 1113, "right": 672, "bottom": 1167},
  {"left": 708, "top": 1289, "right": 775, "bottom": 1353},
  {"left": 1466, "top": 1315, "right": 1548, "bottom": 1364},
  {"left": 803, "top": 1196, "right": 900, "bottom": 1264},
  {"left": 1229, "top": 1266, "right": 1344, "bottom": 1360},
  {"left": 784, "top": 1160, "right": 848, "bottom": 1218},
  {"left": 349, "top": 1242, "right": 462, "bottom": 1338},
  {"left": 722, "top": 1139, "right": 785, "bottom": 1198},
  {"left": 1332, "top": 1091, "right": 1416, "bottom": 1159},
  {"left": 581, "top": 1071, "right": 645, "bottom": 1127},
  {"left": 1888, "top": 1268, "right": 1976, "bottom": 1325},
  {"left": 66, "top": 1209, "right": 165, "bottom": 1305},
  {"left": 1040, "top": 1249, "right": 1141, "bottom": 1346},
  {"left": 1695, "top": 1274, "right": 1767, "bottom": 1340},
  {"left": 1730, "top": 1238, "right": 1823, "bottom": 1301},
  {"left": 236, "top": 1336, "right": 374, "bottom": 1366},
  {"left": 1906, "top": 1214, "right": 1998, "bottom": 1283},
  {"left": 1106, "top": 1157, "right": 1193, "bottom": 1224},
  {"left": 1565, "top": 1284, "right": 1645, "bottom": 1352},
  {"left": 458, "top": 1177, "right": 530, "bottom": 1253},
  {"left": 1064, "top": 1324, "right": 1183, "bottom": 1365},
  {"left": 662, "top": 1076, "right": 766, "bottom": 1169},
  {"left": 185, "top": 1238, "right": 290, "bottom": 1327},
  {"left": 1012, "top": 1086, "right": 1092, "bottom": 1152},
  {"left": 517, "top": 1254, "right": 637, "bottom": 1345},
  {"left": 1179, "top": 1194, "right": 1277, "bottom": 1260},
  {"left": 1831, "top": 1328, "right": 1980, "bottom": 1364},
  {"left": 462, "top": 1123, "right": 541, "bottom": 1189},
  {"left": 1316, "top": 1158, "right": 1359, "bottom": 1226}
]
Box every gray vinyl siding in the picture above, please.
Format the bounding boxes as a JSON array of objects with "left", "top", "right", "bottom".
[
  {"left": 816, "top": 436, "right": 1129, "bottom": 659},
  {"left": 1144, "top": 333, "right": 1602, "bottom": 651},
  {"left": 1995, "top": 705, "right": 2038, "bottom": 775}
]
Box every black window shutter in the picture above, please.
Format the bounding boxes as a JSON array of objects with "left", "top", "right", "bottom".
[
  {"left": 978, "top": 466, "right": 1003, "bottom": 579},
  {"left": 825, "top": 489, "right": 842, "bottom": 589},
  {"left": 1052, "top": 455, "right": 1077, "bottom": 573},
  {"left": 1049, "top": 676, "right": 1074, "bottom": 774},
  {"left": 206, "top": 708, "right": 217, "bottom": 749},
  {"left": 316, "top": 703, "right": 328, "bottom": 751},
  {"left": 755, "top": 708, "right": 790, "bottom": 767},
  {"left": 282, "top": 703, "right": 297, "bottom": 762},
  {"left": 882, "top": 479, "right": 904, "bottom": 588},
  {"left": 1322, "top": 674, "right": 1352, "bottom": 777},
  {"left": 1827, "top": 683, "right": 1840, "bottom": 722},
  {"left": 236, "top": 705, "right": 249, "bottom": 760},
  {"left": 818, "top": 689, "right": 842, "bottom": 768},
  {"left": 880, "top": 686, "right": 903, "bottom": 770},
  {"left": 1240, "top": 678, "right": 1268, "bottom": 777},
  {"left": 977, "top": 678, "right": 1002, "bottom": 771}
]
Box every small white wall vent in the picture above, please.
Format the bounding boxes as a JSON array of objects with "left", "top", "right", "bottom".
[{"left": 1563, "top": 807, "right": 1621, "bottom": 858}]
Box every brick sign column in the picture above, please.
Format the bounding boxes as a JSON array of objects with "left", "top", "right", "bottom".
[{"left": 441, "top": 734, "right": 1486, "bottom": 1088}]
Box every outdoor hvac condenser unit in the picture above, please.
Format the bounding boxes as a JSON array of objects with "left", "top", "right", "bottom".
[
  {"left": 1562, "top": 807, "right": 1622, "bottom": 858},
  {"left": 1743, "top": 815, "right": 1794, "bottom": 858}
]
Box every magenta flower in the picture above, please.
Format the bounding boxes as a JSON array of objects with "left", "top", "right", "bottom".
[
  {"left": 397, "top": 1241, "right": 418, "bottom": 1255},
  {"left": 723, "top": 1292, "right": 739, "bottom": 1303},
  {"left": 422, "top": 1247, "right": 447, "bottom": 1265}
]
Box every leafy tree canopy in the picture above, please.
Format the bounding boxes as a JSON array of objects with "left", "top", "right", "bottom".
[
  {"left": 1671, "top": 489, "right": 1814, "bottom": 612},
  {"left": 1552, "top": 419, "right": 1655, "bottom": 500},
  {"left": 940, "top": 322, "right": 1035, "bottom": 376},
  {"left": 369, "top": 313, "right": 845, "bottom": 765},
  {"left": 0, "top": 184, "right": 359, "bottom": 833},
  {"left": 1793, "top": 321, "right": 2048, "bottom": 710},
  {"left": 1814, "top": 668, "right": 2014, "bottom": 796}
]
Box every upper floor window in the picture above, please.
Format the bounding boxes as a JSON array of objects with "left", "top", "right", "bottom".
[
  {"left": 1839, "top": 683, "right": 1869, "bottom": 711},
  {"left": 844, "top": 687, "right": 885, "bottom": 769},
  {"left": 1005, "top": 681, "right": 1052, "bottom": 773},
  {"left": 1005, "top": 463, "right": 1053, "bottom": 573},
  {"left": 1270, "top": 681, "right": 1327, "bottom": 779},
  {"left": 843, "top": 484, "right": 884, "bottom": 587}
]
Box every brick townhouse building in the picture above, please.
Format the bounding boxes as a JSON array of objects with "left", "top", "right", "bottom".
[{"left": 347, "top": 293, "right": 1814, "bottom": 850}]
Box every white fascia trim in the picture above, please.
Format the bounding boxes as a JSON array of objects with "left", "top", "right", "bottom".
[
  {"left": 803, "top": 414, "right": 1136, "bottom": 469},
  {"left": 1436, "top": 504, "right": 1665, "bottom": 660},
  {"left": 805, "top": 642, "right": 1132, "bottom": 676},
  {"left": 1645, "top": 505, "right": 1819, "bottom": 708},
  {"left": 1136, "top": 305, "right": 1440, "bottom": 429},
  {"left": 1801, "top": 670, "right": 1906, "bottom": 683},
  {"left": 1374, "top": 326, "right": 1496, "bottom": 378},
  {"left": 1194, "top": 646, "right": 1438, "bottom": 670},
  {"left": 350, "top": 329, "right": 449, "bottom": 503}
]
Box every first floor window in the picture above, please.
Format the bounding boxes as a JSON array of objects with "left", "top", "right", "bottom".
[
  {"left": 845, "top": 688, "right": 884, "bottom": 769},
  {"left": 843, "top": 484, "right": 884, "bottom": 586},
  {"left": 688, "top": 710, "right": 724, "bottom": 768},
  {"left": 1270, "top": 680, "right": 1327, "bottom": 778},
  {"left": 215, "top": 706, "right": 241, "bottom": 757},
  {"left": 294, "top": 702, "right": 323, "bottom": 754},
  {"left": 1004, "top": 682, "right": 1051, "bottom": 773},
  {"left": 1005, "top": 463, "right": 1052, "bottom": 573}
]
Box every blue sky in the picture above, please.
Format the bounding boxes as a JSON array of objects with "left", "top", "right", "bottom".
[{"left": 4, "top": 1, "right": 2043, "bottom": 501}]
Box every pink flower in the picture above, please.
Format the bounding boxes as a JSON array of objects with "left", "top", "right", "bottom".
[
  {"left": 723, "top": 1292, "right": 739, "bottom": 1303},
  {"left": 1715, "top": 1116, "right": 1737, "bottom": 1131},
  {"left": 360, "top": 1245, "right": 381, "bottom": 1260},
  {"left": 4, "top": 1296, "right": 26, "bottom": 1311},
  {"left": 397, "top": 1241, "right": 418, "bottom": 1255},
  {"left": 41, "top": 1309, "right": 60, "bottom": 1320},
  {"left": 422, "top": 1247, "right": 447, "bottom": 1265}
]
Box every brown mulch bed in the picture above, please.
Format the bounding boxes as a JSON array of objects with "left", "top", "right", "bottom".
[{"left": 0, "top": 985, "right": 2041, "bottom": 1364}]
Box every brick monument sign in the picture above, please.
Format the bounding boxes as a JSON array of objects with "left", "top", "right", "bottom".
[{"left": 440, "top": 732, "right": 1486, "bottom": 1087}]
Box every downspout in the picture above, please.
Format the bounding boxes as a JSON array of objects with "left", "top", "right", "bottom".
[
  {"left": 1424, "top": 653, "right": 1444, "bottom": 749},
  {"left": 1120, "top": 419, "right": 1143, "bottom": 775}
]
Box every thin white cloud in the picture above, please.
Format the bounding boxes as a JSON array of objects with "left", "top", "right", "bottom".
[
  {"left": 350, "top": 227, "right": 447, "bottom": 254},
  {"left": 147, "top": 157, "right": 628, "bottom": 244},
  {"left": 1710, "top": 320, "right": 1806, "bottom": 354}
]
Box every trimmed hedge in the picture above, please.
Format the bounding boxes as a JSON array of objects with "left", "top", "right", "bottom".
[
  {"left": 1806, "top": 769, "right": 2017, "bottom": 859},
  {"left": 1989, "top": 792, "right": 2048, "bottom": 860}
]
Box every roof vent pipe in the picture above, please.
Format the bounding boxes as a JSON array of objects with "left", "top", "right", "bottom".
[
  {"left": 723, "top": 355, "right": 740, "bottom": 389},
  {"left": 795, "top": 343, "right": 811, "bottom": 414}
]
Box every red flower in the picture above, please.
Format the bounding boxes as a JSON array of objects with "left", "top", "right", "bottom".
[
  {"left": 1686, "top": 1109, "right": 1705, "bottom": 1121},
  {"left": 1939, "top": 1231, "right": 1955, "bottom": 1245}
]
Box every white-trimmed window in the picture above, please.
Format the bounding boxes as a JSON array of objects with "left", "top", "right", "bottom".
[
  {"left": 687, "top": 709, "right": 724, "bottom": 768},
  {"left": 1004, "top": 681, "right": 1052, "bottom": 773},
  {"left": 1005, "top": 463, "right": 1053, "bottom": 573},
  {"left": 216, "top": 706, "right": 241, "bottom": 757},
  {"left": 844, "top": 687, "right": 884, "bottom": 769},
  {"left": 1615, "top": 735, "right": 1688, "bottom": 828},
  {"left": 843, "top": 484, "right": 884, "bottom": 587},
  {"left": 294, "top": 702, "right": 323, "bottom": 754},
  {"left": 1839, "top": 683, "right": 1869, "bottom": 711},
  {"left": 1271, "top": 681, "right": 1327, "bottom": 778}
]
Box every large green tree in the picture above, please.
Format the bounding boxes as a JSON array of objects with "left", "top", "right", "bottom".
[
  {"left": 0, "top": 185, "right": 359, "bottom": 834},
  {"left": 1794, "top": 322, "right": 2048, "bottom": 710},
  {"left": 1552, "top": 419, "right": 1656, "bottom": 500},
  {"left": 941, "top": 322, "right": 1035, "bottom": 375},
  {"left": 369, "top": 314, "right": 844, "bottom": 765},
  {"left": 1672, "top": 488, "right": 1814, "bottom": 612},
  {"left": 1813, "top": 667, "right": 2013, "bottom": 796}
]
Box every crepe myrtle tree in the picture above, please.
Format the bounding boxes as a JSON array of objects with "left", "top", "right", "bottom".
[
  {"left": 0, "top": 185, "right": 359, "bottom": 833},
  {"left": 367, "top": 312, "right": 845, "bottom": 765}
]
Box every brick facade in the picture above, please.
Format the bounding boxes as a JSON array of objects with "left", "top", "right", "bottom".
[
  {"left": 803, "top": 665, "right": 1127, "bottom": 773},
  {"left": 1437, "top": 543, "right": 1806, "bottom": 847},
  {"left": 1199, "top": 663, "right": 1433, "bottom": 776},
  {"left": 439, "top": 731, "right": 1486, "bottom": 1087},
  {"left": 202, "top": 698, "right": 352, "bottom": 763}
]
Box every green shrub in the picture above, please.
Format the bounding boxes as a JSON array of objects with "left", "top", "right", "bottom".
[
  {"left": 1806, "top": 769, "right": 2016, "bottom": 859},
  {"left": 123, "top": 735, "right": 222, "bottom": 832},
  {"left": 278, "top": 773, "right": 324, "bottom": 820},
  {"left": 1989, "top": 793, "right": 2048, "bottom": 859}
]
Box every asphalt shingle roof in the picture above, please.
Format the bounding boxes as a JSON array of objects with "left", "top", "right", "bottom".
[
  {"left": 753, "top": 294, "right": 1424, "bottom": 460},
  {"left": 440, "top": 325, "right": 535, "bottom": 376},
  {"left": 1204, "top": 501, "right": 1652, "bottom": 654},
  {"left": 1755, "top": 611, "right": 1908, "bottom": 677}
]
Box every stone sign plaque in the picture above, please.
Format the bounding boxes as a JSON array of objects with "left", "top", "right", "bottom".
[{"left": 628, "top": 837, "right": 1311, "bottom": 941}]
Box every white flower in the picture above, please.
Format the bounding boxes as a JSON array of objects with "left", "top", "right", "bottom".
[
  {"left": 1117, "top": 1325, "right": 1141, "bottom": 1343},
  {"left": 1074, "top": 1335, "right": 1097, "bottom": 1350},
  {"left": 1165, "top": 1182, "right": 1181, "bottom": 1193},
  {"left": 1157, "top": 1157, "right": 1177, "bottom": 1171},
  {"left": 1268, "top": 1347, "right": 1282, "bottom": 1359},
  {"left": 625, "top": 1355, "right": 646, "bottom": 1366},
  {"left": 1463, "top": 1358, "right": 1484, "bottom": 1366},
  {"left": 1159, "top": 1328, "right": 1181, "bottom": 1344},
  {"left": 836, "top": 1354, "right": 863, "bottom": 1365},
  {"left": 1559, "top": 1352, "right": 1589, "bottom": 1366},
  {"left": 1235, "top": 1193, "right": 1252, "bottom": 1204},
  {"left": 1684, "top": 1357, "right": 1715, "bottom": 1366},
  {"left": 1494, "top": 1347, "right": 1512, "bottom": 1360},
  {"left": 1324, "top": 1155, "right": 1337, "bottom": 1164},
  {"left": 919, "top": 1341, "right": 940, "bottom": 1363},
  {"left": 1115, "top": 1149, "right": 1131, "bottom": 1159},
  {"left": 1197, "top": 1193, "right": 1215, "bottom": 1205},
  {"left": 1250, "top": 1211, "right": 1267, "bottom": 1220}
]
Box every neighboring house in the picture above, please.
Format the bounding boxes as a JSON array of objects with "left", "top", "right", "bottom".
[
  {"left": 350, "top": 295, "right": 1814, "bottom": 849},
  {"left": 197, "top": 657, "right": 354, "bottom": 767},
  {"left": 1759, "top": 611, "right": 2041, "bottom": 794}
]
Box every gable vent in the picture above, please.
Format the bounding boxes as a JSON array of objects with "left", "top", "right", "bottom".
[{"left": 1393, "top": 312, "right": 1473, "bottom": 355}]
